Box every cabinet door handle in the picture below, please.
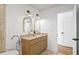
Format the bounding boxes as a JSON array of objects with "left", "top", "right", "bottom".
[{"left": 72, "top": 38, "right": 79, "bottom": 41}]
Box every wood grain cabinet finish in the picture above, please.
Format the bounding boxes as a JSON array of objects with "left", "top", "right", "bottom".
[
  {"left": 21, "top": 34, "right": 47, "bottom": 55},
  {"left": 0, "top": 5, "right": 6, "bottom": 52}
]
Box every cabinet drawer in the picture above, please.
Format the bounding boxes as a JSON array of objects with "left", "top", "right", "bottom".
[
  {"left": 30, "top": 36, "right": 47, "bottom": 45},
  {"left": 30, "top": 37, "right": 43, "bottom": 45},
  {"left": 30, "top": 40, "right": 47, "bottom": 55}
]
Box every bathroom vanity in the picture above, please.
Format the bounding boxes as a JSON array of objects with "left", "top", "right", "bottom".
[{"left": 21, "top": 33, "right": 48, "bottom": 55}]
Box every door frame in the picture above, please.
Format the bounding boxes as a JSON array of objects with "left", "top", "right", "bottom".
[{"left": 56, "top": 4, "right": 77, "bottom": 55}]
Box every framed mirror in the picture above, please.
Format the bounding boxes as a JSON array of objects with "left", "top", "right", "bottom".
[
  {"left": 34, "top": 19, "right": 40, "bottom": 33},
  {"left": 23, "top": 16, "right": 33, "bottom": 33},
  {"left": 23, "top": 13, "right": 40, "bottom": 34}
]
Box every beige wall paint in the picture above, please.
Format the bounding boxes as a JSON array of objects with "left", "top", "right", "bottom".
[{"left": 0, "top": 4, "right": 6, "bottom": 52}]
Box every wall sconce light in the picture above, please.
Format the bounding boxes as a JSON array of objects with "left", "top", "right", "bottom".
[
  {"left": 26, "top": 10, "right": 32, "bottom": 16},
  {"left": 36, "top": 14, "right": 39, "bottom": 16},
  {"left": 36, "top": 14, "right": 40, "bottom": 20}
]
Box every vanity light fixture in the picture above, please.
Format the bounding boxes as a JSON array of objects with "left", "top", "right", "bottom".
[
  {"left": 26, "top": 10, "right": 32, "bottom": 16},
  {"left": 36, "top": 14, "right": 39, "bottom": 16},
  {"left": 36, "top": 14, "right": 40, "bottom": 19}
]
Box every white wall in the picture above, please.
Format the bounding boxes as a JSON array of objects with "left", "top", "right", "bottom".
[
  {"left": 39, "top": 5, "right": 74, "bottom": 52},
  {"left": 6, "top": 4, "right": 39, "bottom": 51}
]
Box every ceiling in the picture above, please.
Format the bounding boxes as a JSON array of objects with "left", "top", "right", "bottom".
[{"left": 28, "top": 4, "right": 61, "bottom": 11}]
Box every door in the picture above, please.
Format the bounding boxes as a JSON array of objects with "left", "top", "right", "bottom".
[{"left": 57, "top": 5, "right": 77, "bottom": 55}]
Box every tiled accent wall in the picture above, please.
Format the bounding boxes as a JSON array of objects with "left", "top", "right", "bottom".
[{"left": 0, "top": 5, "right": 6, "bottom": 52}]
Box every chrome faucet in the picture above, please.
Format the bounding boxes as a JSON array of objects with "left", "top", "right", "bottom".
[
  {"left": 11, "top": 35, "right": 21, "bottom": 51},
  {"left": 11, "top": 35, "right": 20, "bottom": 39}
]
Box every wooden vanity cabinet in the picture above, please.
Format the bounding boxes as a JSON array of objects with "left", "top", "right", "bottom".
[{"left": 21, "top": 34, "right": 47, "bottom": 55}]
